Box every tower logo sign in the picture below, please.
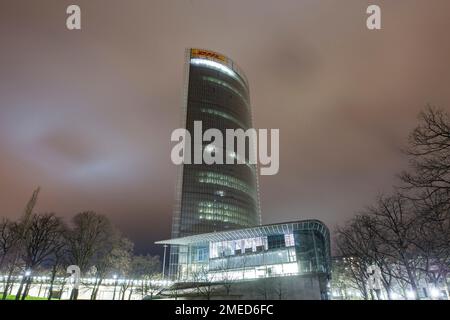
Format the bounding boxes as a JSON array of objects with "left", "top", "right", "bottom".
[{"left": 191, "top": 49, "right": 227, "bottom": 63}]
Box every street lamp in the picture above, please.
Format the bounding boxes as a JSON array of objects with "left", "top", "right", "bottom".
[{"left": 162, "top": 245, "right": 168, "bottom": 279}]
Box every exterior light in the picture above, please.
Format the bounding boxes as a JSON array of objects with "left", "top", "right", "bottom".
[
  {"left": 406, "top": 290, "right": 416, "bottom": 299},
  {"left": 390, "top": 292, "right": 400, "bottom": 300},
  {"left": 25, "top": 270, "right": 31, "bottom": 277},
  {"left": 190, "top": 58, "right": 236, "bottom": 79},
  {"left": 113, "top": 274, "right": 117, "bottom": 280},
  {"left": 430, "top": 288, "right": 440, "bottom": 299}
]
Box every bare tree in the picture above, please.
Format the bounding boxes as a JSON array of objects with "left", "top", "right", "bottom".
[
  {"left": 2, "top": 188, "right": 40, "bottom": 300},
  {"left": 330, "top": 257, "right": 360, "bottom": 300},
  {"left": 335, "top": 224, "right": 370, "bottom": 299},
  {"left": 16, "top": 213, "right": 65, "bottom": 300},
  {"left": 366, "top": 193, "right": 421, "bottom": 299},
  {"left": 360, "top": 215, "right": 395, "bottom": 299},
  {"left": 400, "top": 106, "right": 450, "bottom": 197},
  {"left": 343, "top": 214, "right": 397, "bottom": 299},
  {"left": 131, "top": 254, "right": 160, "bottom": 279},
  {"left": 88, "top": 230, "right": 133, "bottom": 300},
  {"left": 410, "top": 190, "right": 450, "bottom": 294},
  {"left": 273, "top": 278, "right": 286, "bottom": 300},
  {"left": 129, "top": 254, "right": 161, "bottom": 299},
  {"left": 47, "top": 230, "right": 68, "bottom": 300},
  {"left": 66, "top": 211, "right": 112, "bottom": 299},
  {"left": 1, "top": 194, "right": 143, "bottom": 300},
  {"left": 214, "top": 257, "right": 236, "bottom": 296},
  {"left": 47, "top": 259, "right": 67, "bottom": 300},
  {"left": 256, "top": 277, "right": 270, "bottom": 300},
  {"left": 334, "top": 107, "right": 450, "bottom": 300},
  {"left": 66, "top": 212, "right": 112, "bottom": 272},
  {"left": 0, "top": 219, "right": 20, "bottom": 299},
  {"left": 192, "top": 266, "right": 215, "bottom": 300},
  {"left": 0, "top": 219, "right": 18, "bottom": 269},
  {"left": 112, "top": 238, "right": 133, "bottom": 300},
  {"left": 398, "top": 107, "right": 450, "bottom": 297}
]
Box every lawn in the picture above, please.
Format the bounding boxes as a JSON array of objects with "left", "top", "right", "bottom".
[{"left": 3, "top": 295, "right": 50, "bottom": 300}]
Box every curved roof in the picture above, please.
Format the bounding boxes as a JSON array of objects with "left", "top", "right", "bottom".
[
  {"left": 155, "top": 219, "right": 330, "bottom": 246},
  {"left": 189, "top": 48, "right": 249, "bottom": 89}
]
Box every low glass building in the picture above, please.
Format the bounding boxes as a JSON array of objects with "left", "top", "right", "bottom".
[{"left": 157, "top": 220, "right": 331, "bottom": 284}]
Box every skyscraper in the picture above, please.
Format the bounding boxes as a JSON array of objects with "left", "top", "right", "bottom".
[{"left": 168, "top": 49, "right": 261, "bottom": 278}]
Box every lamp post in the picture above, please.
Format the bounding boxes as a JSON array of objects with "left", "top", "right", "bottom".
[{"left": 162, "top": 245, "right": 168, "bottom": 279}]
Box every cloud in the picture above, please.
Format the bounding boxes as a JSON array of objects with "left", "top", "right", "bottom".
[{"left": 1, "top": 0, "right": 450, "bottom": 254}]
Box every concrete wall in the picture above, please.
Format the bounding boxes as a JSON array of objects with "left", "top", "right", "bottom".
[
  {"left": 163, "top": 273, "right": 329, "bottom": 300},
  {"left": 217, "top": 274, "right": 328, "bottom": 300}
]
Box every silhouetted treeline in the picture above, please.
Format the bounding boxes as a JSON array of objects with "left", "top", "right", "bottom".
[
  {"left": 0, "top": 198, "right": 161, "bottom": 300},
  {"left": 334, "top": 106, "right": 450, "bottom": 300}
]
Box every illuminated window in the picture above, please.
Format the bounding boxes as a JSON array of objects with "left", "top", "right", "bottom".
[
  {"left": 191, "top": 58, "right": 236, "bottom": 78},
  {"left": 201, "top": 76, "right": 249, "bottom": 107},
  {"left": 283, "top": 262, "right": 299, "bottom": 274},
  {"left": 196, "top": 248, "right": 208, "bottom": 262},
  {"left": 190, "top": 59, "right": 247, "bottom": 89},
  {"left": 200, "top": 108, "right": 247, "bottom": 129},
  {"left": 288, "top": 248, "right": 297, "bottom": 262},
  {"left": 215, "top": 190, "right": 225, "bottom": 197},
  {"left": 198, "top": 171, "right": 255, "bottom": 197},
  {"left": 198, "top": 201, "right": 252, "bottom": 225},
  {"left": 285, "top": 233, "right": 295, "bottom": 247}
]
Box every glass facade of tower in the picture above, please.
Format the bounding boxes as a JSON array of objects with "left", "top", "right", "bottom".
[{"left": 169, "top": 49, "right": 261, "bottom": 279}]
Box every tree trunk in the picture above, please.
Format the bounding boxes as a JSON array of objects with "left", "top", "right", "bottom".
[
  {"left": 90, "top": 282, "right": 98, "bottom": 300},
  {"left": 404, "top": 263, "right": 419, "bottom": 300},
  {"left": 2, "top": 271, "right": 14, "bottom": 300},
  {"left": 121, "top": 287, "right": 126, "bottom": 300},
  {"left": 48, "top": 266, "right": 57, "bottom": 300},
  {"left": 446, "top": 278, "right": 450, "bottom": 299},
  {"left": 58, "top": 281, "right": 66, "bottom": 300},
  {"left": 15, "top": 276, "right": 26, "bottom": 300},
  {"left": 382, "top": 282, "right": 392, "bottom": 300},
  {"left": 21, "top": 278, "right": 32, "bottom": 300},
  {"left": 37, "top": 282, "right": 43, "bottom": 298},
  {"left": 91, "top": 278, "right": 103, "bottom": 300},
  {"left": 70, "top": 288, "right": 79, "bottom": 300}
]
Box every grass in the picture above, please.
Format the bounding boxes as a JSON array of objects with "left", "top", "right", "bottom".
[{"left": 3, "top": 294, "right": 50, "bottom": 300}]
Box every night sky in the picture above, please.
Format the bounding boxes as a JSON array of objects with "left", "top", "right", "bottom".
[{"left": 1, "top": 0, "right": 450, "bottom": 255}]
